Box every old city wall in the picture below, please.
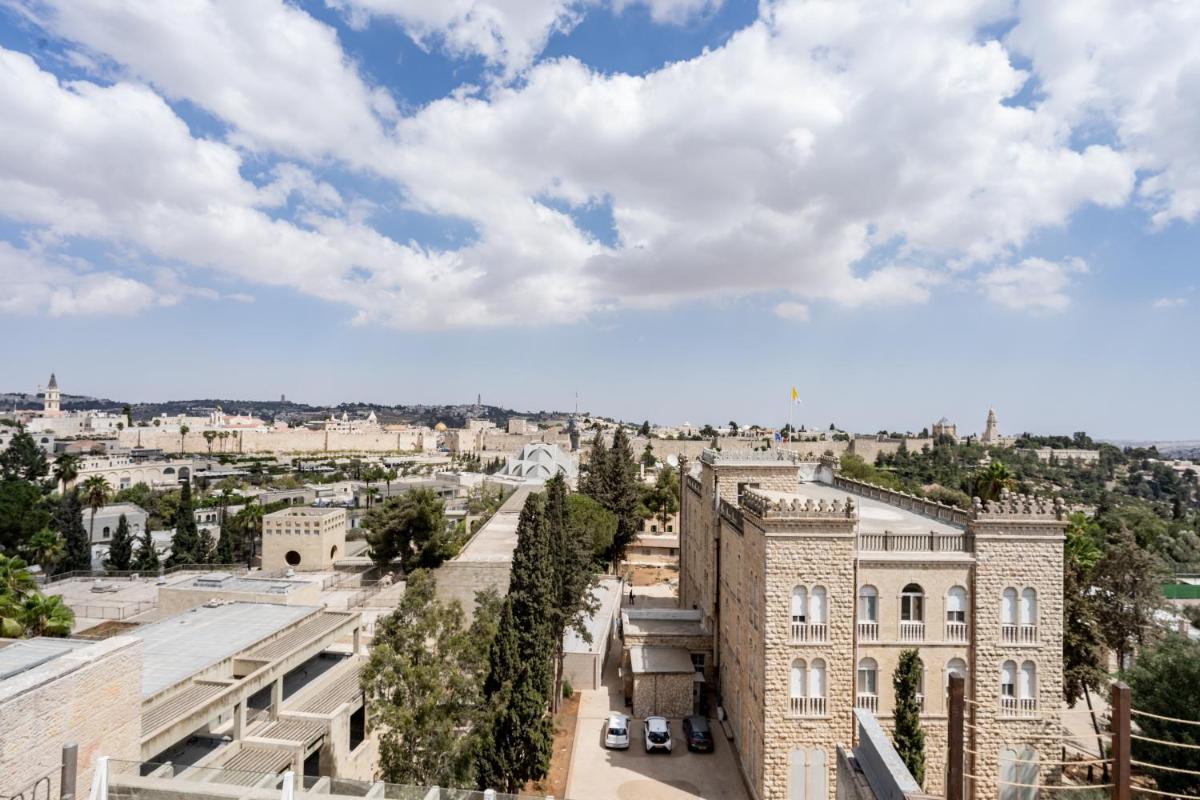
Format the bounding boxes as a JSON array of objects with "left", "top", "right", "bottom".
[{"left": 117, "top": 428, "right": 431, "bottom": 455}]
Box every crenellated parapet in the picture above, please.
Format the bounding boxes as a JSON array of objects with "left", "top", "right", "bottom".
[
  {"left": 832, "top": 475, "right": 971, "bottom": 526},
  {"left": 699, "top": 448, "right": 815, "bottom": 466},
  {"left": 740, "top": 488, "right": 856, "bottom": 520},
  {"left": 971, "top": 489, "right": 1066, "bottom": 521}
]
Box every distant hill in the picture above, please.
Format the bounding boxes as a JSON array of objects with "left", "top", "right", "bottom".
[{"left": 1102, "top": 440, "right": 1200, "bottom": 460}]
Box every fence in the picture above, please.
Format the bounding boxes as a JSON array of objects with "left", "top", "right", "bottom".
[
  {"left": 41, "top": 564, "right": 281, "bottom": 586},
  {"left": 65, "top": 600, "right": 156, "bottom": 621},
  {"left": 5, "top": 744, "right": 77, "bottom": 800}
]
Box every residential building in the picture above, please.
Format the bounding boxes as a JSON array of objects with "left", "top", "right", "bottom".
[{"left": 679, "top": 449, "right": 1066, "bottom": 800}]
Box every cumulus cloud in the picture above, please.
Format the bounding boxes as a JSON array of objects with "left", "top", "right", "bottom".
[
  {"left": 979, "top": 257, "right": 1088, "bottom": 312},
  {"left": 0, "top": 242, "right": 158, "bottom": 316},
  {"left": 1152, "top": 296, "right": 1188, "bottom": 309},
  {"left": 772, "top": 301, "right": 810, "bottom": 322},
  {"left": 2, "top": 0, "right": 1198, "bottom": 328}
]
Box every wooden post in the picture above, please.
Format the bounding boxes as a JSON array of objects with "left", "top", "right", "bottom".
[
  {"left": 1111, "top": 681, "right": 1131, "bottom": 800},
  {"left": 947, "top": 674, "right": 965, "bottom": 800}
]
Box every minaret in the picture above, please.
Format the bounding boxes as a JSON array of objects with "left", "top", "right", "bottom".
[
  {"left": 982, "top": 407, "right": 999, "bottom": 443},
  {"left": 43, "top": 372, "right": 61, "bottom": 417}
]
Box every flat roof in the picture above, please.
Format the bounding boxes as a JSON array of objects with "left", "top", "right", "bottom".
[
  {"left": 265, "top": 506, "right": 344, "bottom": 518},
  {"left": 170, "top": 573, "right": 308, "bottom": 595},
  {"left": 455, "top": 486, "right": 533, "bottom": 562},
  {"left": 630, "top": 645, "right": 694, "bottom": 674},
  {"left": 622, "top": 609, "right": 706, "bottom": 638},
  {"left": 564, "top": 577, "right": 622, "bottom": 655},
  {"left": 130, "top": 602, "right": 319, "bottom": 698},
  {"left": 754, "top": 483, "right": 963, "bottom": 535},
  {"left": 0, "top": 638, "right": 90, "bottom": 681}
]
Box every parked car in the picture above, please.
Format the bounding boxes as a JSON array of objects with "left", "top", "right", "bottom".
[
  {"left": 682, "top": 715, "right": 714, "bottom": 752},
  {"left": 604, "top": 713, "right": 630, "bottom": 750},
  {"left": 643, "top": 716, "right": 673, "bottom": 753}
]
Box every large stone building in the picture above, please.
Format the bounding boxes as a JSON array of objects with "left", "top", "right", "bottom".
[
  {"left": 679, "top": 449, "right": 1066, "bottom": 800},
  {"left": 262, "top": 506, "right": 348, "bottom": 571}
]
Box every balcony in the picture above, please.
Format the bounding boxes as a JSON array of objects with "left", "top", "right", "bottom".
[
  {"left": 999, "top": 696, "right": 1038, "bottom": 718},
  {"left": 857, "top": 621, "right": 879, "bottom": 641},
  {"left": 899, "top": 621, "right": 925, "bottom": 642},
  {"left": 858, "top": 531, "right": 970, "bottom": 553},
  {"left": 855, "top": 694, "right": 879, "bottom": 713},
  {"left": 1001, "top": 624, "right": 1039, "bottom": 644},
  {"left": 945, "top": 621, "right": 968, "bottom": 642},
  {"left": 789, "top": 696, "right": 827, "bottom": 717},
  {"left": 790, "top": 620, "right": 827, "bottom": 644}
]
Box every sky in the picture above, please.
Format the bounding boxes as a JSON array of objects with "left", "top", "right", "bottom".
[{"left": 0, "top": 0, "right": 1197, "bottom": 439}]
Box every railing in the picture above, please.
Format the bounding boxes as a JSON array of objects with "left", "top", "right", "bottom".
[
  {"left": 832, "top": 475, "right": 972, "bottom": 525},
  {"left": 685, "top": 474, "right": 702, "bottom": 496},
  {"left": 789, "top": 696, "right": 827, "bottom": 716},
  {"left": 857, "top": 531, "right": 970, "bottom": 553},
  {"left": 856, "top": 694, "right": 879, "bottom": 713},
  {"left": 717, "top": 499, "right": 743, "bottom": 533},
  {"left": 945, "top": 621, "right": 968, "bottom": 642},
  {"left": 3, "top": 772, "right": 53, "bottom": 800},
  {"left": 41, "top": 563, "right": 281, "bottom": 586},
  {"left": 790, "top": 619, "right": 827, "bottom": 643},
  {"left": 67, "top": 599, "right": 156, "bottom": 620},
  {"left": 916, "top": 693, "right": 926, "bottom": 713},
  {"left": 899, "top": 621, "right": 925, "bottom": 641},
  {"left": 857, "top": 621, "right": 878, "bottom": 641},
  {"left": 999, "top": 696, "right": 1038, "bottom": 717},
  {"left": 1001, "top": 623, "right": 1038, "bottom": 644}
]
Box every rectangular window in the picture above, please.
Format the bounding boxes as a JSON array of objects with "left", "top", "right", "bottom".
[
  {"left": 349, "top": 705, "right": 366, "bottom": 749},
  {"left": 691, "top": 653, "right": 706, "bottom": 672}
]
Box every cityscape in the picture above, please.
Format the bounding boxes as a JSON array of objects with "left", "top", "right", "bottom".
[{"left": 2, "top": 3, "right": 1200, "bottom": 800}]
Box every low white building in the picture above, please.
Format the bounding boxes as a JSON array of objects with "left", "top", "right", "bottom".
[
  {"left": 498, "top": 442, "right": 577, "bottom": 484},
  {"left": 80, "top": 502, "right": 149, "bottom": 570}
]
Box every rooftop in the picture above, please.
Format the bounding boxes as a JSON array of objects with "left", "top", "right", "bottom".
[
  {"left": 264, "top": 506, "right": 344, "bottom": 518},
  {"left": 622, "top": 608, "right": 706, "bottom": 638},
  {"left": 564, "top": 577, "right": 622, "bottom": 655},
  {"left": 629, "top": 645, "right": 695, "bottom": 674},
  {"left": 750, "top": 483, "right": 963, "bottom": 535},
  {"left": 0, "top": 637, "right": 89, "bottom": 681},
  {"left": 130, "top": 602, "right": 319, "bottom": 698},
  {"left": 171, "top": 572, "right": 307, "bottom": 595},
  {"left": 454, "top": 485, "right": 532, "bottom": 562}
]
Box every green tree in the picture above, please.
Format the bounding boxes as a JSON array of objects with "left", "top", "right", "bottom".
[
  {"left": 54, "top": 490, "right": 91, "bottom": 572},
  {"left": 643, "top": 466, "right": 680, "bottom": 532},
  {"left": 973, "top": 460, "right": 1014, "bottom": 503},
  {"left": 1063, "top": 514, "right": 1106, "bottom": 704},
  {"left": 0, "top": 428, "right": 49, "bottom": 483},
  {"left": 23, "top": 528, "right": 65, "bottom": 574},
  {"left": 545, "top": 475, "right": 596, "bottom": 709},
  {"left": 364, "top": 488, "right": 450, "bottom": 572},
  {"left": 20, "top": 593, "right": 74, "bottom": 637},
  {"left": 213, "top": 516, "right": 238, "bottom": 565},
  {"left": 579, "top": 432, "right": 609, "bottom": 501},
  {"left": 1092, "top": 530, "right": 1164, "bottom": 667},
  {"left": 362, "top": 570, "right": 495, "bottom": 787},
  {"left": 52, "top": 453, "right": 81, "bottom": 494},
  {"left": 166, "top": 480, "right": 203, "bottom": 567},
  {"left": 0, "top": 478, "right": 51, "bottom": 553},
  {"left": 602, "top": 427, "right": 641, "bottom": 564},
  {"left": 235, "top": 503, "right": 264, "bottom": 567},
  {"left": 639, "top": 420, "right": 651, "bottom": 437},
  {"left": 641, "top": 442, "right": 656, "bottom": 468},
  {"left": 178, "top": 424, "right": 190, "bottom": 454},
  {"left": 1122, "top": 635, "right": 1200, "bottom": 794},
  {"left": 203, "top": 430, "right": 216, "bottom": 454},
  {"left": 80, "top": 475, "right": 111, "bottom": 547},
  {"left": 105, "top": 514, "right": 134, "bottom": 571},
  {"left": 566, "top": 494, "right": 617, "bottom": 567},
  {"left": 893, "top": 649, "right": 926, "bottom": 787},
  {"left": 131, "top": 525, "right": 161, "bottom": 573}
]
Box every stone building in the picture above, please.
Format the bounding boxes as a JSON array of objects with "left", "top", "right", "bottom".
[
  {"left": 981, "top": 408, "right": 1000, "bottom": 444},
  {"left": 262, "top": 506, "right": 348, "bottom": 571},
  {"left": 932, "top": 417, "right": 958, "bottom": 442},
  {"left": 679, "top": 449, "right": 1065, "bottom": 800}
]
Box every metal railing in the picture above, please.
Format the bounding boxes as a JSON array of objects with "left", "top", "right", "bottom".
[{"left": 66, "top": 600, "right": 156, "bottom": 621}]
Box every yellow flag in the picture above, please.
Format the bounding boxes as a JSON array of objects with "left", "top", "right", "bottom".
[{"left": 791, "top": 386, "right": 799, "bottom": 402}]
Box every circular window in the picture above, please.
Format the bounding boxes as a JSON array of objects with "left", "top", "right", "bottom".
[{"left": 285, "top": 550, "right": 302, "bottom": 566}]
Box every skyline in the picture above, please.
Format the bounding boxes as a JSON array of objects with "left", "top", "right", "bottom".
[{"left": 1, "top": 0, "right": 1198, "bottom": 438}]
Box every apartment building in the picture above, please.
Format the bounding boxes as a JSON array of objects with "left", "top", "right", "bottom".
[{"left": 679, "top": 449, "right": 1066, "bottom": 800}]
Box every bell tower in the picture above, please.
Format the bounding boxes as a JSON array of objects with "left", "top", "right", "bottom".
[{"left": 43, "top": 372, "right": 61, "bottom": 417}]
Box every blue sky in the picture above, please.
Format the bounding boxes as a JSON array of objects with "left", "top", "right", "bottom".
[{"left": 0, "top": 0, "right": 1197, "bottom": 439}]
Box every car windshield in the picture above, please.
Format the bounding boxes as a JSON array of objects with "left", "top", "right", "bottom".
[
  {"left": 689, "top": 718, "right": 710, "bottom": 733},
  {"left": 608, "top": 727, "right": 627, "bottom": 736},
  {"left": 648, "top": 730, "right": 669, "bottom": 743}
]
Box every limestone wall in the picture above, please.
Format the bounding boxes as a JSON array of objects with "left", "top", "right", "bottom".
[
  {"left": 0, "top": 636, "right": 142, "bottom": 797},
  {"left": 117, "top": 427, "right": 434, "bottom": 455},
  {"left": 631, "top": 673, "right": 693, "bottom": 719}
]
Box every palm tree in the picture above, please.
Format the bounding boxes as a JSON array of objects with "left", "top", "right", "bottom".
[
  {"left": 21, "top": 594, "right": 74, "bottom": 637},
  {"left": 53, "top": 453, "right": 81, "bottom": 494},
  {"left": 204, "top": 430, "right": 216, "bottom": 454},
  {"left": 974, "top": 460, "right": 1014, "bottom": 503},
  {"left": 364, "top": 486, "right": 380, "bottom": 508},
  {"left": 385, "top": 468, "right": 397, "bottom": 498},
  {"left": 0, "top": 554, "right": 37, "bottom": 598},
  {"left": 81, "top": 475, "right": 112, "bottom": 545},
  {"left": 179, "top": 424, "right": 190, "bottom": 454},
  {"left": 236, "top": 504, "right": 265, "bottom": 567},
  {"left": 23, "top": 529, "right": 65, "bottom": 574}
]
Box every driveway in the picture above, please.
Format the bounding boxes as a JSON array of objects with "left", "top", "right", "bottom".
[{"left": 565, "top": 604, "right": 749, "bottom": 800}]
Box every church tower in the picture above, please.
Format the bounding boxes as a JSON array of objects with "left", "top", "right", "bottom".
[
  {"left": 981, "top": 407, "right": 999, "bottom": 443},
  {"left": 43, "top": 372, "right": 61, "bottom": 417}
]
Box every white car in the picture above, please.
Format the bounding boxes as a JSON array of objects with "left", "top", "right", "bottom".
[
  {"left": 604, "top": 713, "right": 630, "bottom": 750},
  {"left": 643, "top": 716, "right": 673, "bottom": 753}
]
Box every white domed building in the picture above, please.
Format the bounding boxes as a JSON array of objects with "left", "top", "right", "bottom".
[{"left": 499, "top": 442, "right": 577, "bottom": 484}]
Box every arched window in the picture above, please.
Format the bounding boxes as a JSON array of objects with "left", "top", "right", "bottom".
[
  {"left": 946, "top": 657, "right": 968, "bottom": 687},
  {"left": 915, "top": 657, "right": 926, "bottom": 712},
  {"left": 1000, "top": 660, "right": 1017, "bottom": 697},
  {"left": 809, "top": 586, "right": 827, "bottom": 641},
  {"left": 809, "top": 658, "right": 827, "bottom": 715},
  {"left": 857, "top": 658, "right": 879, "bottom": 711},
  {"left": 946, "top": 586, "right": 968, "bottom": 641},
  {"left": 791, "top": 586, "right": 808, "bottom": 624},
  {"left": 900, "top": 583, "right": 925, "bottom": 641},
  {"left": 790, "top": 659, "right": 807, "bottom": 715},
  {"left": 858, "top": 585, "right": 878, "bottom": 641},
  {"left": 1020, "top": 588, "right": 1038, "bottom": 626},
  {"left": 1001, "top": 587, "right": 1018, "bottom": 625},
  {"left": 1019, "top": 661, "right": 1037, "bottom": 701}
]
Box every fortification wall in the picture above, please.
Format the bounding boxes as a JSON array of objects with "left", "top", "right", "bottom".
[{"left": 117, "top": 427, "right": 434, "bottom": 455}]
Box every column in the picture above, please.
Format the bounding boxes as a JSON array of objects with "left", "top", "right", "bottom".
[
  {"left": 271, "top": 676, "right": 284, "bottom": 721},
  {"left": 233, "top": 700, "right": 247, "bottom": 741}
]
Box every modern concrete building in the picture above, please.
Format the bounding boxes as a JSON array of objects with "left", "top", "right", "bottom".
[
  {"left": 679, "top": 449, "right": 1067, "bottom": 800},
  {"left": 156, "top": 572, "right": 324, "bottom": 616},
  {"left": 262, "top": 506, "right": 348, "bottom": 571},
  {"left": 562, "top": 576, "right": 622, "bottom": 691}
]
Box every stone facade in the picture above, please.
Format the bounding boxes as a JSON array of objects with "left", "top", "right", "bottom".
[
  {"left": 262, "top": 506, "right": 348, "bottom": 571},
  {"left": 678, "top": 449, "right": 1067, "bottom": 800},
  {"left": 631, "top": 673, "right": 694, "bottom": 719}
]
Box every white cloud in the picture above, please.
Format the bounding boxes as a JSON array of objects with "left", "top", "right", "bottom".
[
  {"left": 979, "top": 256, "right": 1088, "bottom": 312},
  {"left": 772, "top": 301, "right": 810, "bottom": 322},
  {"left": 0, "top": 242, "right": 158, "bottom": 316},
  {"left": 1152, "top": 296, "right": 1188, "bottom": 309},
  {"left": 612, "top": 0, "right": 722, "bottom": 25}
]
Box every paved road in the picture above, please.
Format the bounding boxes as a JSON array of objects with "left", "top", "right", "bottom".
[{"left": 565, "top": 589, "right": 749, "bottom": 800}]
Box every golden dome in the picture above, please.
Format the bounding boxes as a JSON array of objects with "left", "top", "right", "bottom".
[{"left": 434, "top": 421, "right": 448, "bottom": 432}]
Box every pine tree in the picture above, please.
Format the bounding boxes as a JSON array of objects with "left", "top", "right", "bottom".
[
  {"left": 603, "top": 427, "right": 641, "bottom": 564},
  {"left": 105, "top": 514, "right": 134, "bottom": 571},
  {"left": 197, "top": 527, "right": 216, "bottom": 564},
  {"left": 166, "top": 481, "right": 202, "bottom": 567},
  {"left": 53, "top": 490, "right": 91, "bottom": 572},
  {"left": 131, "top": 526, "right": 161, "bottom": 573},
  {"left": 893, "top": 649, "right": 927, "bottom": 786}
]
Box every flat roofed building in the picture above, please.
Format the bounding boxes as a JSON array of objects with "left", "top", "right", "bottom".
[
  {"left": 262, "top": 506, "right": 348, "bottom": 571},
  {"left": 679, "top": 449, "right": 1066, "bottom": 800},
  {"left": 156, "top": 572, "right": 325, "bottom": 621}
]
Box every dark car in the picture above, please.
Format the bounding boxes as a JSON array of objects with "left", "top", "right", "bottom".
[{"left": 682, "top": 715, "right": 714, "bottom": 752}]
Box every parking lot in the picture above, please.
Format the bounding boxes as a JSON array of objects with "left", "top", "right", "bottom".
[{"left": 565, "top": 648, "right": 750, "bottom": 800}]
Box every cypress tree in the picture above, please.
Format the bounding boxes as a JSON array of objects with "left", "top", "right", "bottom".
[
  {"left": 546, "top": 474, "right": 594, "bottom": 708},
  {"left": 603, "top": 427, "right": 641, "bottom": 564},
  {"left": 105, "top": 514, "right": 133, "bottom": 571},
  {"left": 893, "top": 649, "right": 927, "bottom": 786},
  {"left": 54, "top": 490, "right": 91, "bottom": 572},
  {"left": 214, "top": 516, "right": 238, "bottom": 565},
  {"left": 477, "top": 662, "right": 553, "bottom": 794},
  {"left": 579, "top": 432, "right": 609, "bottom": 502},
  {"left": 167, "top": 481, "right": 202, "bottom": 567},
  {"left": 131, "top": 525, "right": 161, "bottom": 573},
  {"left": 507, "top": 493, "right": 554, "bottom": 694}
]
